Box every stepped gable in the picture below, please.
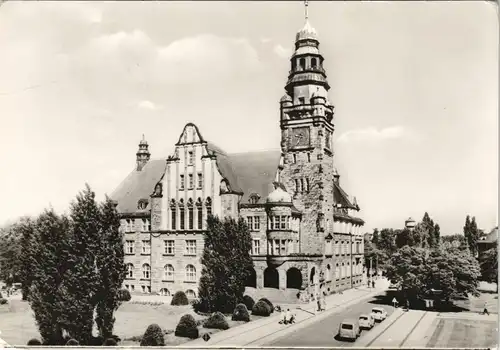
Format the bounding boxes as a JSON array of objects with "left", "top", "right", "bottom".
[
  {"left": 228, "top": 149, "right": 281, "bottom": 204},
  {"left": 110, "top": 159, "right": 166, "bottom": 214}
]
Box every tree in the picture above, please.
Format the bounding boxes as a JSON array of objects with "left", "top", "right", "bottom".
[
  {"left": 364, "top": 240, "right": 386, "bottom": 271},
  {"left": 0, "top": 223, "right": 22, "bottom": 286},
  {"left": 385, "top": 245, "right": 480, "bottom": 303},
  {"left": 19, "top": 217, "right": 37, "bottom": 300},
  {"left": 464, "top": 215, "right": 479, "bottom": 258},
  {"left": 197, "top": 215, "right": 253, "bottom": 313},
  {"left": 372, "top": 229, "right": 380, "bottom": 246},
  {"left": 95, "top": 197, "right": 126, "bottom": 339},
  {"left": 479, "top": 246, "right": 498, "bottom": 285},
  {"left": 378, "top": 229, "right": 397, "bottom": 256},
  {"left": 395, "top": 228, "right": 416, "bottom": 248},
  {"left": 29, "top": 209, "right": 71, "bottom": 345},
  {"left": 59, "top": 185, "right": 101, "bottom": 344}
]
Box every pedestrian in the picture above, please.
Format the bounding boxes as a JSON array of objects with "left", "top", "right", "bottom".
[
  {"left": 285, "top": 309, "right": 292, "bottom": 324},
  {"left": 321, "top": 295, "right": 327, "bottom": 311},
  {"left": 406, "top": 299, "right": 410, "bottom": 311},
  {"left": 372, "top": 280, "right": 375, "bottom": 289},
  {"left": 317, "top": 295, "right": 321, "bottom": 312},
  {"left": 483, "top": 301, "right": 490, "bottom": 316}
]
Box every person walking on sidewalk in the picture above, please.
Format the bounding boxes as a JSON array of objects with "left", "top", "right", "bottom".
[
  {"left": 483, "top": 301, "right": 490, "bottom": 315},
  {"left": 316, "top": 294, "right": 321, "bottom": 312},
  {"left": 372, "top": 280, "right": 375, "bottom": 289}
]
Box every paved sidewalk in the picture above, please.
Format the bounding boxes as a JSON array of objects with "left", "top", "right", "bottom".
[{"left": 188, "top": 279, "right": 389, "bottom": 347}]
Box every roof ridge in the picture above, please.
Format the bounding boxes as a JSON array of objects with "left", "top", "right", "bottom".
[{"left": 228, "top": 148, "right": 281, "bottom": 156}]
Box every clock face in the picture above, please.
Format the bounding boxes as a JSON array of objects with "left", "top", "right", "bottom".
[{"left": 291, "top": 127, "right": 310, "bottom": 148}]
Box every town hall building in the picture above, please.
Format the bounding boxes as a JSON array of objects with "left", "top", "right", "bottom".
[{"left": 111, "top": 13, "right": 365, "bottom": 300}]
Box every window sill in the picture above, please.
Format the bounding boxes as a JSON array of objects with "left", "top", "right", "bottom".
[
  {"left": 140, "top": 278, "right": 151, "bottom": 281},
  {"left": 162, "top": 280, "right": 174, "bottom": 283},
  {"left": 125, "top": 278, "right": 135, "bottom": 281},
  {"left": 184, "top": 254, "right": 197, "bottom": 257},
  {"left": 184, "top": 280, "right": 197, "bottom": 284},
  {"left": 163, "top": 253, "right": 175, "bottom": 256},
  {"left": 125, "top": 253, "right": 135, "bottom": 256},
  {"left": 141, "top": 253, "right": 151, "bottom": 256}
]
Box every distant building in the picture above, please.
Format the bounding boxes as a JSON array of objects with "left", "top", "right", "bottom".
[
  {"left": 478, "top": 226, "right": 498, "bottom": 259},
  {"left": 111, "top": 14, "right": 364, "bottom": 299},
  {"left": 404, "top": 217, "right": 416, "bottom": 231}
]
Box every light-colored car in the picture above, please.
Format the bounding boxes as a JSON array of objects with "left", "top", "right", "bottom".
[
  {"left": 358, "top": 314, "right": 375, "bottom": 329},
  {"left": 338, "top": 319, "right": 361, "bottom": 341},
  {"left": 371, "top": 307, "right": 388, "bottom": 322}
]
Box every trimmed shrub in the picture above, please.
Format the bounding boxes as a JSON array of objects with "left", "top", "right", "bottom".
[
  {"left": 27, "top": 338, "right": 42, "bottom": 346},
  {"left": 203, "top": 312, "right": 229, "bottom": 330},
  {"left": 175, "top": 314, "right": 199, "bottom": 339},
  {"left": 0, "top": 298, "right": 7, "bottom": 305},
  {"left": 232, "top": 303, "right": 250, "bottom": 322},
  {"left": 252, "top": 300, "right": 272, "bottom": 316},
  {"left": 171, "top": 291, "right": 189, "bottom": 306},
  {"left": 118, "top": 289, "right": 132, "bottom": 302},
  {"left": 65, "top": 339, "right": 79, "bottom": 346},
  {"left": 258, "top": 298, "right": 274, "bottom": 313},
  {"left": 242, "top": 295, "right": 255, "bottom": 311},
  {"left": 140, "top": 324, "right": 165, "bottom": 346},
  {"left": 103, "top": 338, "right": 117, "bottom": 346}
]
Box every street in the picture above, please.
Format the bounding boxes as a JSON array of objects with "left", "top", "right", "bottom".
[{"left": 269, "top": 294, "right": 396, "bottom": 347}]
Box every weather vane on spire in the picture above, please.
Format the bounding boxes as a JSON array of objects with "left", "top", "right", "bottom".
[{"left": 304, "top": 0, "right": 309, "bottom": 20}]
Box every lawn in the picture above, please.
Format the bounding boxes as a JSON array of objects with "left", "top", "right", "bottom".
[
  {"left": 426, "top": 318, "right": 497, "bottom": 348},
  {"left": 0, "top": 298, "right": 263, "bottom": 346}
]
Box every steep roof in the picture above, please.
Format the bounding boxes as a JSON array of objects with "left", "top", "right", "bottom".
[
  {"left": 206, "top": 142, "right": 243, "bottom": 194},
  {"left": 479, "top": 227, "right": 498, "bottom": 243},
  {"left": 229, "top": 150, "right": 281, "bottom": 204},
  {"left": 333, "top": 182, "right": 357, "bottom": 210},
  {"left": 110, "top": 159, "right": 166, "bottom": 214}
]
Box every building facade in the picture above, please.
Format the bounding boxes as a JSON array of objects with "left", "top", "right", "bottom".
[{"left": 111, "top": 17, "right": 364, "bottom": 300}]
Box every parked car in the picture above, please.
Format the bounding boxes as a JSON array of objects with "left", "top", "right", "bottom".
[
  {"left": 358, "top": 314, "right": 375, "bottom": 329},
  {"left": 338, "top": 319, "right": 361, "bottom": 341},
  {"left": 370, "top": 307, "right": 387, "bottom": 322},
  {"left": 389, "top": 282, "right": 400, "bottom": 290}
]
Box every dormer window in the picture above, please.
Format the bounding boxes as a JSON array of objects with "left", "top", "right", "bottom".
[
  {"left": 137, "top": 199, "right": 149, "bottom": 210},
  {"left": 249, "top": 193, "right": 260, "bottom": 204}
]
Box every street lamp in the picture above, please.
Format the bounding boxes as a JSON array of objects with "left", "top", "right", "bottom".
[{"left": 350, "top": 227, "right": 353, "bottom": 289}]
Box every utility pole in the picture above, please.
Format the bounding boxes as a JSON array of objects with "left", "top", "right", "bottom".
[{"left": 369, "top": 256, "right": 373, "bottom": 287}]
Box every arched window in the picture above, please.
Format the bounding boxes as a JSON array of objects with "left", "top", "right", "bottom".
[
  {"left": 300, "top": 178, "right": 305, "bottom": 193},
  {"left": 170, "top": 200, "right": 176, "bottom": 230},
  {"left": 326, "top": 264, "right": 331, "bottom": 281},
  {"left": 126, "top": 263, "right": 134, "bottom": 278},
  {"left": 142, "top": 263, "right": 151, "bottom": 279},
  {"left": 306, "top": 178, "right": 310, "bottom": 193},
  {"left": 311, "top": 57, "right": 317, "bottom": 68},
  {"left": 164, "top": 264, "right": 174, "bottom": 281},
  {"left": 206, "top": 197, "right": 212, "bottom": 217},
  {"left": 186, "top": 289, "right": 196, "bottom": 299},
  {"left": 186, "top": 264, "right": 196, "bottom": 282},
  {"left": 179, "top": 199, "right": 185, "bottom": 230},
  {"left": 187, "top": 198, "right": 194, "bottom": 230},
  {"left": 299, "top": 58, "right": 305, "bottom": 70},
  {"left": 159, "top": 288, "right": 170, "bottom": 296},
  {"left": 294, "top": 179, "right": 299, "bottom": 193},
  {"left": 196, "top": 198, "right": 203, "bottom": 229}
]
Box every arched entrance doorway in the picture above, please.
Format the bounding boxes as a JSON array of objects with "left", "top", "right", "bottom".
[
  {"left": 245, "top": 268, "right": 257, "bottom": 288},
  {"left": 286, "top": 268, "right": 302, "bottom": 289},
  {"left": 264, "top": 267, "right": 279, "bottom": 289}
]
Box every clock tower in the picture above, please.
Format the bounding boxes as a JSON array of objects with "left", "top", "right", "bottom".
[{"left": 279, "top": 13, "right": 336, "bottom": 256}]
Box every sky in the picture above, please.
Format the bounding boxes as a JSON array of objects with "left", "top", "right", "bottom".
[{"left": 0, "top": 1, "right": 497, "bottom": 235}]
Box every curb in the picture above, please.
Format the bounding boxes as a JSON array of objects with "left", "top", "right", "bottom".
[{"left": 356, "top": 308, "right": 405, "bottom": 347}]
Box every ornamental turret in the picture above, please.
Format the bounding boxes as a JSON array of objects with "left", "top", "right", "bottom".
[{"left": 136, "top": 134, "right": 151, "bottom": 171}]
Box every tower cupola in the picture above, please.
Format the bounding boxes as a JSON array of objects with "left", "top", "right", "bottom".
[{"left": 136, "top": 134, "right": 151, "bottom": 171}]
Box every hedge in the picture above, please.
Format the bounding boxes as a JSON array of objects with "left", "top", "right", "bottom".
[
  {"left": 171, "top": 291, "right": 189, "bottom": 306},
  {"left": 175, "top": 314, "right": 199, "bottom": 339},
  {"left": 242, "top": 295, "right": 255, "bottom": 311},
  {"left": 232, "top": 303, "right": 250, "bottom": 322},
  {"left": 140, "top": 324, "right": 165, "bottom": 346},
  {"left": 252, "top": 300, "right": 272, "bottom": 316},
  {"left": 203, "top": 312, "right": 229, "bottom": 330},
  {"left": 258, "top": 298, "right": 274, "bottom": 313}
]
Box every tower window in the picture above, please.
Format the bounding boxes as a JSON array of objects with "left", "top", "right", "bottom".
[
  {"left": 188, "top": 151, "right": 194, "bottom": 165},
  {"left": 299, "top": 97, "right": 305, "bottom": 104},
  {"left": 170, "top": 200, "right": 177, "bottom": 230},
  {"left": 196, "top": 198, "right": 203, "bottom": 229},
  {"left": 311, "top": 57, "right": 317, "bottom": 68},
  {"left": 180, "top": 175, "right": 185, "bottom": 190},
  {"left": 179, "top": 200, "right": 185, "bottom": 230},
  {"left": 188, "top": 174, "right": 194, "bottom": 189},
  {"left": 301, "top": 178, "right": 305, "bottom": 193},
  {"left": 187, "top": 199, "right": 194, "bottom": 230},
  {"left": 307, "top": 153, "right": 311, "bottom": 162},
  {"left": 294, "top": 179, "right": 299, "bottom": 194},
  {"left": 306, "top": 178, "right": 310, "bottom": 193},
  {"left": 197, "top": 173, "right": 203, "bottom": 189},
  {"left": 299, "top": 58, "right": 305, "bottom": 70},
  {"left": 292, "top": 154, "right": 297, "bottom": 163}
]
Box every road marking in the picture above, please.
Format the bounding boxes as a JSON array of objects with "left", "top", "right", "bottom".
[
  {"left": 365, "top": 310, "right": 407, "bottom": 347},
  {"left": 399, "top": 311, "right": 429, "bottom": 347}
]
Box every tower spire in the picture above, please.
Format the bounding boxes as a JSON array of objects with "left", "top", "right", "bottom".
[
  {"left": 136, "top": 134, "right": 151, "bottom": 171},
  {"left": 304, "top": 0, "right": 309, "bottom": 21}
]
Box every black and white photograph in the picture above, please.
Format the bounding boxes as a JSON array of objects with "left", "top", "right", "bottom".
[{"left": 0, "top": 0, "right": 497, "bottom": 348}]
